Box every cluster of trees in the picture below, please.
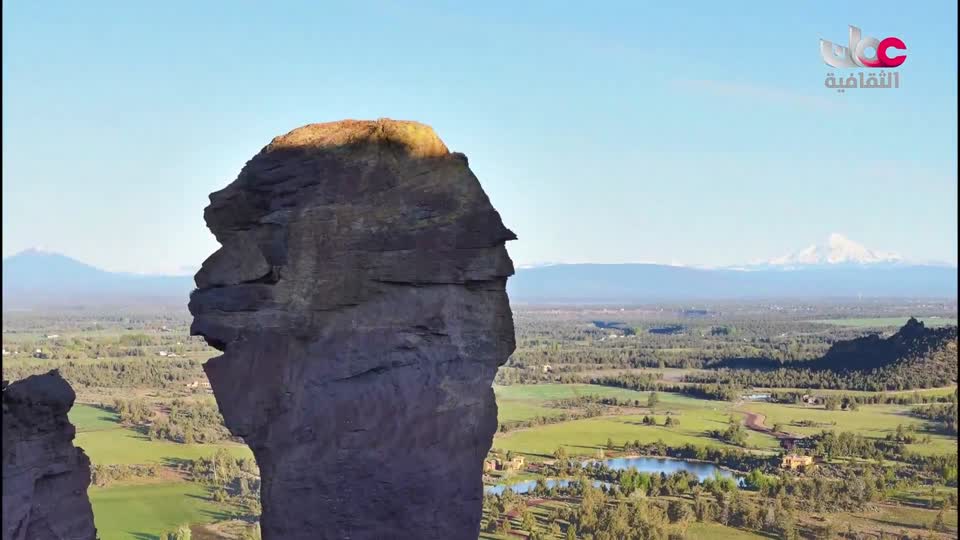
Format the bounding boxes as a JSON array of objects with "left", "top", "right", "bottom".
[
  {"left": 90, "top": 463, "right": 161, "bottom": 487},
  {"left": 684, "top": 361, "right": 956, "bottom": 391},
  {"left": 885, "top": 424, "right": 928, "bottom": 445},
  {"left": 673, "top": 384, "right": 742, "bottom": 402},
  {"left": 769, "top": 389, "right": 955, "bottom": 407},
  {"left": 483, "top": 477, "right": 804, "bottom": 540},
  {"left": 911, "top": 401, "right": 959, "bottom": 435},
  {"left": 807, "top": 430, "right": 906, "bottom": 462},
  {"left": 109, "top": 398, "right": 233, "bottom": 444},
  {"left": 685, "top": 324, "right": 957, "bottom": 392},
  {"left": 4, "top": 358, "right": 206, "bottom": 390},
  {"left": 807, "top": 430, "right": 957, "bottom": 486},
  {"left": 585, "top": 375, "right": 744, "bottom": 402},
  {"left": 159, "top": 522, "right": 260, "bottom": 540},
  {"left": 708, "top": 418, "right": 748, "bottom": 446},
  {"left": 149, "top": 399, "right": 232, "bottom": 444},
  {"left": 486, "top": 454, "right": 956, "bottom": 539},
  {"left": 112, "top": 398, "right": 153, "bottom": 424},
  {"left": 159, "top": 525, "right": 192, "bottom": 540},
  {"left": 552, "top": 395, "right": 649, "bottom": 409},
  {"left": 179, "top": 449, "right": 262, "bottom": 521},
  {"left": 585, "top": 374, "right": 660, "bottom": 392},
  {"left": 903, "top": 453, "right": 959, "bottom": 486}
]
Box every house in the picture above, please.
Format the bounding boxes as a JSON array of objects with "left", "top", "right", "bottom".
[
  {"left": 744, "top": 393, "right": 770, "bottom": 401},
  {"left": 483, "top": 459, "right": 498, "bottom": 472},
  {"left": 781, "top": 454, "right": 814, "bottom": 470},
  {"left": 505, "top": 456, "right": 525, "bottom": 471},
  {"left": 541, "top": 364, "right": 553, "bottom": 373},
  {"left": 185, "top": 380, "right": 212, "bottom": 390},
  {"left": 801, "top": 394, "right": 819, "bottom": 405}
]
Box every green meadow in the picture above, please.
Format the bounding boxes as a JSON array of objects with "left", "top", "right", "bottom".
[
  {"left": 492, "top": 384, "right": 956, "bottom": 459},
  {"left": 71, "top": 403, "right": 124, "bottom": 431},
  {"left": 70, "top": 404, "right": 252, "bottom": 465},
  {"left": 739, "top": 402, "right": 958, "bottom": 456},
  {"left": 494, "top": 411, "right": 779, "bottom": 458},
  {"left": 493, "top": 385, "right": 780, "bottom": 458},
  {"left": 70, "top": 382, "right": 955, "bottom": 539},
  {"left": 89, "top": 481, "right": 232, "bottom": 540},
  {"left": 70, "top": 403, "right": 250, "bottom": 539}
]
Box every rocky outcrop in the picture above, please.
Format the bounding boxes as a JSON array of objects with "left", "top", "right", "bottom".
[
  {"left": 189, "top": 119, "right": 516, "bottom": 539},
  {"left": 819, "top": 317, "right": 958, "bottom": 370},
  {"left": 2, "top": 371, "right": 97, "bottom": 540}
]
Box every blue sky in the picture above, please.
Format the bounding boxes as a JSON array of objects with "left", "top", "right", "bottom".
[{"left": 3, "top": 1, "right": 957, "bottom": 274}]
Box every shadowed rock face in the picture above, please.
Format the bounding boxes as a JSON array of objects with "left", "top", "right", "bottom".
[
  {"left": 2, "top": 371, "right": 97, "bottom": 540},
  {"left": 189, "top": 119, "right": 516, "bottom": 540}
]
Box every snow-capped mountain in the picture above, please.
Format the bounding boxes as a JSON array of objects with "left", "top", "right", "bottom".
[{"left": 764, "top": 233, "right": 904, "bottom": 267}]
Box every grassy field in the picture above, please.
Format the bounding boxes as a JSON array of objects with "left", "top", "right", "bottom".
[
  {"left": 70, "top": 404, "right": 252, "bottom": 465},
  {"left": 493, "top": 386, "right": 779, "bottom": 458},
  {"left": 495, "top": 384, "right": 668, "bottom": 424},
  {"left": 496, "top": 400, "right": 563, "bottom": 423},
  {"left": 89, "top": 481, "right": 234, "bottom": 540},
  {"left": 739, "top": 402, "right": 958, "bottom": 456},
  {"left": 493, "top": 384, "right": 957, "bottom": 459},
  {"left": 808, "top": 317, "right": 958, "bottom": 328},
  {"left": 494, "top": 412, "right": 778, "bottom": 458},
  {"left": 71, "top": 403, "right": 124, "bottom": 431}
]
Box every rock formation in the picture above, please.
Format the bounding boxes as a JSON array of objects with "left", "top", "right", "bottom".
[
  {"left": 2, "top": 371, "right": 97, "bottom": 540},
  {"left": 189, "top": 119, "right": 516, "bottom": 539}
]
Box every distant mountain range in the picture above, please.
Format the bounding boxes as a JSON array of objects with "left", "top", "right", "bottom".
[
  {"left": 2, "top": 249, "right": 194, "bottom": 307},
  {"left": 509, "top": 234, "right": 956, "bottom": 302},
  {"left": 507, "top": 262, "right": 957, "bottom": 303},
  {"left": 2, "top": 242, "right": 957, "bottom": 308}
]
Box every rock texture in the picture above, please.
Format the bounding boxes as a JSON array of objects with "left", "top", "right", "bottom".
[
  {"left": 2, "top": 371, "right": 97, "bottom": 540},
  {"left": 189, "top": 119, "right": 516, "bottom": 539}
]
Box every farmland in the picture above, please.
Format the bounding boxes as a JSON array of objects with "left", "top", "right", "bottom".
[{"left": 3, "top": 302, "right": 957, "bottom": 539}]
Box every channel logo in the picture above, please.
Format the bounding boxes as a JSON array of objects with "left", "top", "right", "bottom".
[{"left": 820, "top": 25, "right": 906, "bottom": 69}]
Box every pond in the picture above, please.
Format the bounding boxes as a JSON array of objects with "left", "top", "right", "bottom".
[{"left": 485, "top": 456, "right": 743, "bottom": 495}]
